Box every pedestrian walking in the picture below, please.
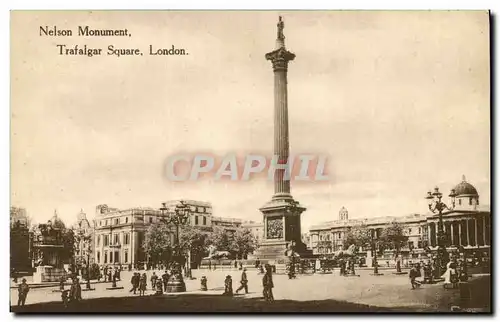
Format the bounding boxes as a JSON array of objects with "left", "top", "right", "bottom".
[
  {"left": 409, "top": 264, "right": 420, "bottom": 289},
  {"left": 61, "top": 290, "right": 69, "bottom": 308},
  {"left": 235, "top": 268, "right": 249, "bottom": 294},
  {"left": 151, "top": 272, "right": 158, "bottom": 290},
  {"left": 262, "top": 264, "right": 274, "bottom": 302},
  {"left": 162, "top": 270, "right": 169, "bottom": 292},
  {"left": 223, "top": 275, "right": 233, "bottom": 296},
  {"left": 129, "top": 272, "right": 139, "bottom": 294},
  {"left": 17, "top": 278, "right": 30, "bottom": 306},
  {"left": 139, "top": 273, "right": 147, "bottom": 296},
  {"left": 69, "top": 278, "right": 82, "bottom": 304}
]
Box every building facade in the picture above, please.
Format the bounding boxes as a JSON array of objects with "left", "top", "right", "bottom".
[
  {"left": 309, "top": 177, "right": 491, "bottom": 261},
  {"left": 93, "top": 204, "right": 163, "bottom": 267},
  {"left": 92, "top": 200, "right": 246, "bottom": 266},
  {"left": 72, "top": 209, "right": 94, "bottom": 266}
]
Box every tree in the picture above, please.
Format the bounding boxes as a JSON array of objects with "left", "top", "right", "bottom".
[
  {"left": 342, "top": 224, "right": 372, "bottom": 249},
  {"left": 208, "top": 226, "right": 235, "bottom": 254},
  {"left": 205, "top": 227, "right": 257, "bottom": 259},
  {"left": 143, "top": 223, "right": 174, "bottom": 267},
  {"left": 231, "top": 228, "right": 257, "bottom": 259},
  {"left": 380, "top": 221, "right": 408, "bottom": 273},
  {"left": 179, "top": 226, "right": 211, "bottom": 266}
]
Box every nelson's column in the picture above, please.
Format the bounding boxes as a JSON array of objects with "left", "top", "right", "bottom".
[{"left": 252, "top": 17, "right": 312, "bottom": 268}]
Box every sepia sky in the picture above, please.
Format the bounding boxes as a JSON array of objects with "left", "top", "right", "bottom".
[{"left": 11, "top": 11, "right": 490, "bottom": 229}]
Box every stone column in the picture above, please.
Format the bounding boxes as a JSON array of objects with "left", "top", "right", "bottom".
[
  {"left": 465, "top": 218, "right": 470, "bottom": 246},
  {"left": 265, "top": 17, "right": 296, "bottom": 201},
  {"left": 450, "top": 222, "right": 454, "bottom": 246},
  {"left": 474, "top": 218, "right": 478, "bottom": 246},
  {"left": 458, "top": 220, "right": 462, "bottom": 247},
  {"left": 483, "top": 216, "right": 487, "bottom": 246},
  {"left": 427, "top": 224, "right": 432, "bottom": 246}
]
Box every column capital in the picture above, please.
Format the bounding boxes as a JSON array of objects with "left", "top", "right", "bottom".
[{"left": 266, "top": 47, "right": 296, "bottom": 71}]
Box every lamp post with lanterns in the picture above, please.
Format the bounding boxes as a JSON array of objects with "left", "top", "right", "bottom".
[
  {"left": 425, "top": 186, "right": 457, "bottom": 275},
  {"left": 370, "top": 228, "right": 383, "bottom": 276},
  {"left": 160, "top": 201, "right": 191, "bottom": 293}
]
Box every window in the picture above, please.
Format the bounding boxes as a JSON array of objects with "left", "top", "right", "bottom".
[
  {"left": 124, "top": 250, "right": 128, "bottom": 263},
  {"left": 97, "top": 235, "right": 101, "bottom": 247},
  {"left": 459, "top": 199, "right": 462, "bottom": 205},
  {"left": 104, "top": 251, "right": 108, "bottom": 263},
  {"left": 113, "top": 234, "right": 119, "bottom": 245},
  {"left": 105, "top": 220, "right": 108, "bottom": 226},
  {"left": 408, "top": 228, "right": 412, "bottom": 235},
  {"left": 125, "top": 217, "right": 129, "bottom": 223},
  {"left": 104, "top": 235, "right": 109, "bottom": 246},
  {"left": 97, "top": 252, "right": 100, "bottom": 264},
  {"left": 408, "top": 241, "right": 414, "bottom": 249},
  {"left": 149, "top": 217, "right": 153, "bottom": 223},
  {"left": 203, "top": 217, "right": 207, "bottom": 226},
  {"left": 418, "top": 227, "right": 421, "bottom": 234},
  {"left": 469, "top": 197, "right": 473, "bottom": 205},
  {"left": 124, "top": 233, "right": 130, "bottom": 245},
  {"left": 115, "top": 218, "right": 119, "bottom": 225},
  {"left": 195, "top": 216, "right": 199, "bottom": 225}
]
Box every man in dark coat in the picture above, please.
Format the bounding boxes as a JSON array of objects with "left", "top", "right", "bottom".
[
  {"left": 262, "top": 265, "right": 274, "bottom": 302},
  {"left": 235, "top": 268, "right": 248, "bottom": 294},
  {"left": 151, "top": 272, "right": 158, "bottom": 290},
  {"left": 17, "top": 278, "right": 30, "bottom": 306},
  {"left": 162, "top": 271, "right": 170, "bottom": 292}
]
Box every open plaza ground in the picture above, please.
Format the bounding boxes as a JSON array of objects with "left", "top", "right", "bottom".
[{"left": 10, "top": 268, "right": 491, "bottom": 313}]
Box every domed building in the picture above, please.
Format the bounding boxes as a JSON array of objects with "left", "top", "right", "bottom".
[
  {"left": 425, "top": 175, "right": 490, "bottom": 252},
  {"left": 308, "top": 175, "right": 490, "bottom": 261}
]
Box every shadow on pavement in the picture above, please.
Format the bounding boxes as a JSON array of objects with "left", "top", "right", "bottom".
[{"left": 11, "top": 293, "right": 395, "bottom": 313}]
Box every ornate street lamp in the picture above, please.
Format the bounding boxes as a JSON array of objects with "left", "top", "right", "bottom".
[
  {"left": 370, "top": 229, "right": 383, "bottom": 276},
  {"left": 160, "top": 201, "right": 190, "bottom": 292},
  {"left": 425, "top": 186, "right": 456, "bottom": 275}
]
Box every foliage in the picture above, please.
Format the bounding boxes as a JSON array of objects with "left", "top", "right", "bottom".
[
  {"left": 60, "top": 229, "right": 76, "bottom": 261},
  {"left": 379, "top": 221, "right": 408, "bottom": 256},
  {"left": 205, "top": 226, "right": 257, "bottom": 259},
  {"left": 231, "top": 228, "right": 257, "bottom": 259},
  {"left": 83, "top": 263, "right": 101, "bottom": 280},
  {"left": 143, "top": 223, "right": 174, "bottom": 265},
  {"left": 208, "top": 226, "right": 235, "bottom": 254},
  {"left": 342, "top": 224, "right": 372, "bottom": 249},
  {"left": 179, "top": 225, "right": 211, "bottom": 263}
]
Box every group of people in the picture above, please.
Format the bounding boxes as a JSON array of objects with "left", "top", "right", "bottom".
[
  {"left": 129, "top": 270, "right": 175, "bottom": 296},
  {"left": 409, "top": 259, "right": 468, "bottom": 290},
  {"left": 221, "top": 264, "right": 274, "bottom": 302},
  {"left": 97, "top": 265, "right": 122, "bottom": 283}
]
